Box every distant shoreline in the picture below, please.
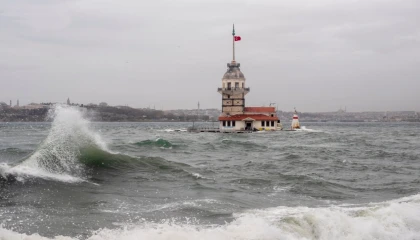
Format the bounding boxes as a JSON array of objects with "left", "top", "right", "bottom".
[{"left": 1, "top": 104, "right": 419, "bottom": 123}]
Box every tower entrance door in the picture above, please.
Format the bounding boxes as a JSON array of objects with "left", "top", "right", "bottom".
[{"left": 245, "top": 121, "right": 252, "bottom": 131}]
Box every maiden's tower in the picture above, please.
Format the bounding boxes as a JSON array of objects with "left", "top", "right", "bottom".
[{"left": 217, "top": 25, "right": 282, "bottom": 132}]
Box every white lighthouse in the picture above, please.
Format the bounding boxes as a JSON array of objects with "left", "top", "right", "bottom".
[{"left": 291, "top": 108, "right": 300, "bottom": 130}]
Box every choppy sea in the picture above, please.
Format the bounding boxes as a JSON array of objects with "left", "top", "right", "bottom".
[{"left": 1, "top": 106, "right": 420, "bottom": 239}]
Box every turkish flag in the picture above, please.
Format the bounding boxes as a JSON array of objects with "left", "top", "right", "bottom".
[{"left": 234, "top": 36, "right": 241, "bottom": 41}]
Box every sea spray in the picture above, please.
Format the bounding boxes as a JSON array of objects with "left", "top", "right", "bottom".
[{"left": 1, "top": 105, "right": 109, "bottom": 182}]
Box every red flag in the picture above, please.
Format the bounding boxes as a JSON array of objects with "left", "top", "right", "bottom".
[{"left": 234, "top": 36, "right": 241, "bottom": 41}]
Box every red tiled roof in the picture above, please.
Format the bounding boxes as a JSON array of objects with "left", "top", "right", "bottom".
[
  {"left": 218, "top": 114, "right": 279, "bottom": 121},
  {"left": 244, "top": 107, "right": 275, "bottom": 113}
]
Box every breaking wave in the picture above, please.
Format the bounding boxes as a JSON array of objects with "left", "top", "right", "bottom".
[
  {"left": 79, "top": 146, "right": 189, "bottom": 174},
  {"left": 0, "top": 105, "right": 109, "bottom": 182},
  {"left": 1, "top": 193, "right": 419, "bottom": 239},
  {"left": 0, "top": 106, "right": 190, "bottom": 183}
]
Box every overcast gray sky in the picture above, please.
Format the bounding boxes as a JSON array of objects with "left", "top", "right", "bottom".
[{"left": 1, "top": 0, "right": 419, "bottom": 112}]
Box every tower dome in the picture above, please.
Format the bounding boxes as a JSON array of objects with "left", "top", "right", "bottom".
[{"left": 222, "top": 61, "right": 245, "bottom": 80}]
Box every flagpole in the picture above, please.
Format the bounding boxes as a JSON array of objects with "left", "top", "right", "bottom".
[
  {"left": 232, "top": 24, "right": 235, "bottom": 62},
  {"left": 233, "top": 35, "right": 235, "bottom": 61}
]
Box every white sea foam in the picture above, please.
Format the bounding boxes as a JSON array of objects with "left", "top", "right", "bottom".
[
  {"left": 148, "top": 199, "right": 223, "bottom": 212},
  {"left": 255, "top": 130, "right": 268, "bottom": 133},
  {"left": 160, "top": 128, "right": 187, "bottom": 132},
  {"left": 268, "top": 186, "right": 292, "bottom": 196},
  {"left": 0, "top": 227, "right": 74, "bottom": 240},
  {"left": 295, "top": 126, "right": 322, "bottom": 133},
  {"left": 0, "top": 105, "right": 109, "bottom": 183},
  {"left": 161, "top": 129, "right": 175, "bottom": 132},
  {"left": 0, "top": 163, "right": 84, "bottom": 183},
  {"left": 191, "top": 172, "right": 206, "bottom": 179},
  {"left": 2, "top": 194, "right": 420, "bottom": 240}
]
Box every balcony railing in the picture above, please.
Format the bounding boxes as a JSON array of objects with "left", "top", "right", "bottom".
[{"left": 217, "top": 87, "right": 250, "bottom": 92}]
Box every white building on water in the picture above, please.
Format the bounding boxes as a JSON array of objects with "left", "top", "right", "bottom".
[{"left": 216, "top": 25, "right": 282, "bottom": 132}]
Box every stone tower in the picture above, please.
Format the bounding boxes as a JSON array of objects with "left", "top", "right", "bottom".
[{"left": 217, "top": 25, "right": 250, "bottom": 116}]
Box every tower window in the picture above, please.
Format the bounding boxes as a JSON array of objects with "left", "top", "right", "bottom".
[{"left": 235, "top": 82, "right": 239, "bottom": 88}]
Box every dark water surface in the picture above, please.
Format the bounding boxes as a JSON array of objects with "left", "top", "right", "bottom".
[{"left": 1, "top": 107, "right": 420, "bottom": 239}]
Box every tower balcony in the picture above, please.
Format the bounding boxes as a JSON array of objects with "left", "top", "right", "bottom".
[{"left": 217, "top": 87, "right": 250, "bottom": 95}]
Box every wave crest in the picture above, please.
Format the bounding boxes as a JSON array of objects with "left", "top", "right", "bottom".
[{"left": 1, "top": 105, "right": 109, "bottom": 182}]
